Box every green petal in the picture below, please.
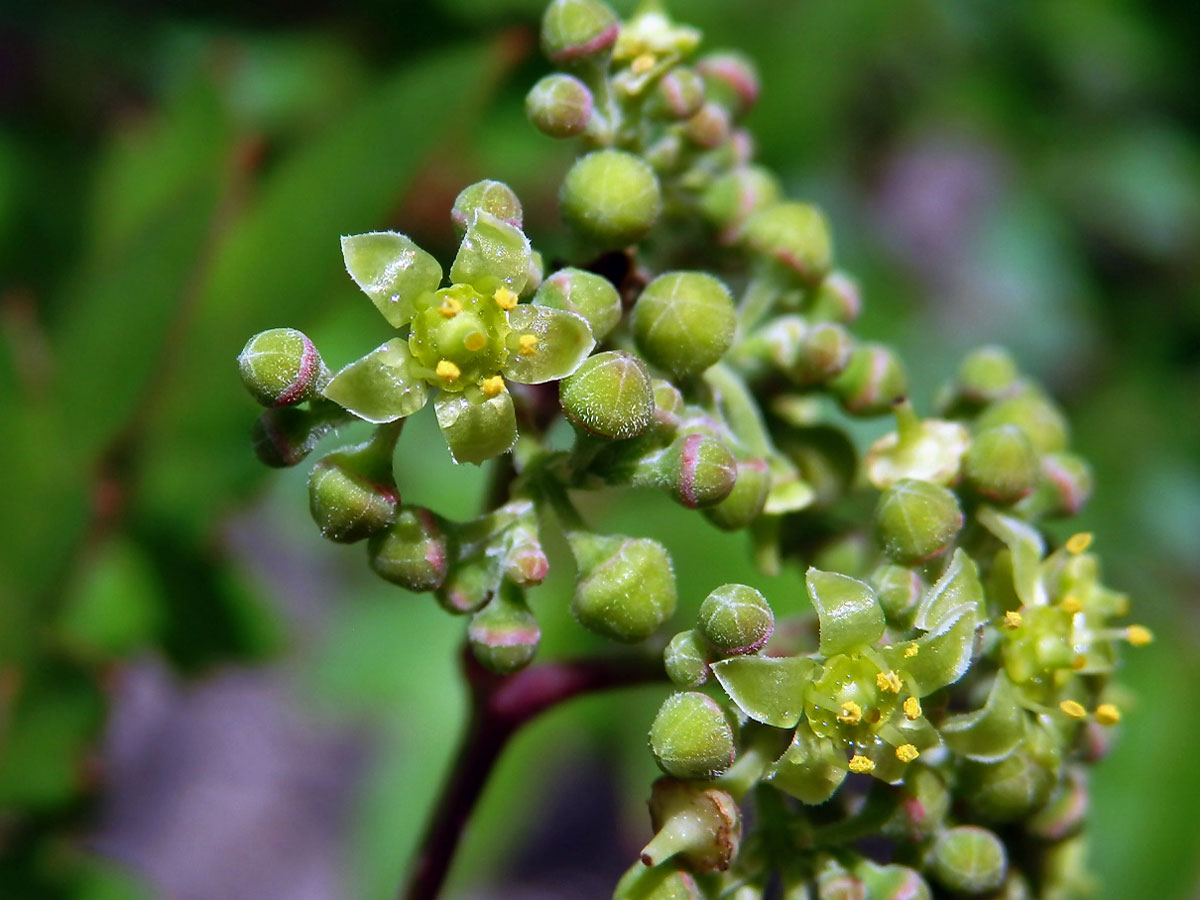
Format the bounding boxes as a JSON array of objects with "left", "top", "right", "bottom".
[
  {"left": 765, "top": 727, "right": 847, "bottom": 805},
  {"left": 941, "top": 672, "right": 1026, "bottom": 762},
  {"left": 711, "top": 655, "right": 820, "bottom": 728},
  {"left": 449, "top": 210, "right": 532, "bottom": 296},
  {"left": 341, "top": 232, "right": 442, "bottom": 328},
  {"left": 884, "top": 605, "right": 978, "bottom": 696},
  {"left": 321, "top": 339, "right": 428, "bottom": 423},
  {"left": 501, "top": 304, "right": 595, "bottom": 384},
  {"left": 806, "top": 568, "right": 884, "bottom": 658},
  {"left": 763, "top": 453, "right": 816, "bottom": 514},
  {"left": 913, "top": 549, "right": 984, "bottom": 632},
  {"left": 435, "top": 389, "right": 518, "bottom": 464},
  {"left": 978, "top": 507, "right": 1046, "bottom": 607}
]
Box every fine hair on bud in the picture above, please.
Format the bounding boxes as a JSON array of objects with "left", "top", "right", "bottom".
[
  {"left": 698, "top": 583, "right": 774, "bottom": 656},
  {"left": 559, "top": 149, "right": 662, "bottom": 248},
  {"left": 238, "top": 328, "right": 325, "bottom": 407},
  {"left": 560, "top": 350, "right": 655, "bottom": 440}
]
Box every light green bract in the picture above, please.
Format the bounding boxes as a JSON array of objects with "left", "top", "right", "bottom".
[{"left": 324, "top": 210, "right": 595, "bottom": 463}]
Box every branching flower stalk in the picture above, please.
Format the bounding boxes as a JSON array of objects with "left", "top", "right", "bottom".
[{"left": 236, "top": 1, "right": 1150, "bottom": 898}]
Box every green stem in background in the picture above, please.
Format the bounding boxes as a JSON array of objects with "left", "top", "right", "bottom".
[{"left": 737, "top": 274, "right": 781, "bottom": 337}]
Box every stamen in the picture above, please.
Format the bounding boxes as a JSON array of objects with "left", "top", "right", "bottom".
[
  {"left": 464, "top": 331, "right": 487, "bottom": 352},
  {"left": 436, "top": 360, "right": 461, "bottom": 381},
  {"left": 1126, "top": 625, "right": 1153, "bottom": 647},
  {"left": 903, "top": 696, "right": 921, "bottom": 720},
  {"left": 631, "top": 53, "right": 656, "bottom": 75},
  {"left": 519, "top": 333, "right": 539, "bottom": 356},
  {"left": 895, "top": 744, "right": 919, "bottom": 763},
  {"left": 876, "top": 671, "right": 902, "bottom": 693},
  {"left": 1095, "top": 703, "right": 1121, "bottom": 726},
  {"left": 837, "top": 701, "right": 863, "bottom": 725},
  {"left": 493, "top": 287, "right": 518, "bottom": 311},
  {"left": 1059, "top": 699, "right": 1087, "bottom": 719},
  {"left": 1060, "top": 594, "right": 1083, "bottom": 614},
  {"left": 1065, "top": 532, "right": 1093, "bottom": 554},
  {"left": 1004, "top": 610, "right": 1023, "bottom": 629},
  {"left": 848, "top": 754, "right": 875, "bottom": 774},
  {"left": 438, "top": 296, "right": 462, "bottom": 318},
  {"left": 904, "top": 643, "right": 919, "bottom": 658},
  {"left": 480, "top": 375, "right": 505, "bottom": 398}
]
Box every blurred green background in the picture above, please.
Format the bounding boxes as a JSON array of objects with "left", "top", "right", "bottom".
[{"left": 2, "top": 0, "right": 1198, "bottom": 897}]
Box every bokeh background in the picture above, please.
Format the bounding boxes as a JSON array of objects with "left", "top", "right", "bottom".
[{"left": 2, "top": 0, "right": 1198, "bottom": 897}]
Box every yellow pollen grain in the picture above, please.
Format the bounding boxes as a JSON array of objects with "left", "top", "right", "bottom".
[
  {"left": 1096, "top": 703, "right": 1121, "bottom": 726},
  {"left": 464, "top": 331, "right": 487, "bottom": 352},
  {"left": 1059, "top": 699, "right": 1087, "bottom": 719},
  {"left": 1061, "top": 594, "right": 1083, "bottom": 614},
  {"left": 518, "top": 333, "right": 538, "bottom": 356},
  {"left": 1126, "top": 625, "right": 1153, "bottom": 647},
  {"left": 903, "top": 696, "right": 921, "bottom": 720},
  {"left": 480, "top": 375, "right": 505, "bottom": 398},
  {"left": 1072, "top": 655, "right": 1087, "bottom": 671},
  {"left": 1004, "top": 610, "right": 1023, "bottom": 629},
  {"left": 895, "top": 744, "right": 920, "bottom": 763},
  {"left": 493, "top": 287, "right": 518, "bottom": 311},
  {"left": 837, "top": 701, "right": 863, "bottom": 725},
  {"left": 438, "top": 296, "right": 462, "bottom": 318},
  {"left": 876, "top": 671, "right": 902, "bottom": 694},
  {"left": 848, "top": 754, "right": 875, "bottom": 774},
  {"left": 1065, "top": 532, "right": 1093, "bottom": 554},
  {"left": 436, "top": 359, "right": 461, "bottom": 381},
  {"left": 904, "top": 643, "right": 919, "bottom": 658},
  {"left": 631, "top": 53, "right": 656, "bottom": 75}
]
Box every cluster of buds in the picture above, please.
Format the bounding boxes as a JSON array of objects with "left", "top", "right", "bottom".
[{"left": 235, "top": 0, "right": 1145, "bottom": 896}]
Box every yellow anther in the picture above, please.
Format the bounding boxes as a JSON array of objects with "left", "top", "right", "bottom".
[
  {"left": 438, "top": 296, "right": 462, "bottom": 318},
  {"left": 464, "top": 331, "right": 487, "bottom": 352},
  {"left": 895, "top": 744, "right": 920, "bottom": 763},
  {"left": 1096, "top": 703, "right": 1121, "bottom": 726},
  {"left": 837, "top": 701, "right": 863, "bottom": 725},
  {"left": 493, "top": 287, "right": 518, "bottom": 311},
  {"left": 518, "top": 333, "right": 539, "bottom": 356},
  {"left": 1065, "top": 532, "right": 1093, "bottom": 554},
  {"left": 1059, "top": 699, "right": 1087, "bottom": 719},
  {"left": 903, "top": 696, "right": 921, "bottom": 720},
  {"left": 436, "top": 359, "right": 461, "bottom": 382},
  {"left": 1004, "top": 610, "right": 1023, "bottom": 629},
  {"left": 1126, "top": 625, "right": 1153, "bottom": 647},
  {"left": 631, "top": 53, "right": 656, "bottom": 75},
  {"left": 848, "top": 754, "right": 875, "bottom": 774},
  {"left": 480, "top": 375, "right": 505, "bottom": 398},
  {"left": 876, "top": 671, "right": 902, "bottom": 694},
  {"left": 1072, "top": 655, "right": 1087, "bottom": 671},
  {"left": 1061, "top": 594, "right": 1083, "bottom": 614},
  {"left": 904, "top": 643, "right": 919, "bottom": 658}
]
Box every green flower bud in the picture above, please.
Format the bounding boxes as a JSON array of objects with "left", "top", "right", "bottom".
[
  {"left": 975, "top": 386, "right": 1069, "bottom": 454},
  {"left": 651, "top": 379, "right": 685, "bottom": 437},
  {"left": 855, "top": 860, "right": 931, "bottom": 900},
  {"left": 664, "top": 630, "right": 710, "bottom": 688},
  {"left": 874, "top": 479, "right": 963, "bottom": 565},
  {"left": 570, "top": 532, "right": 676, "bottom": 642},
  {"left": 250, "top": 404, "right": 347, "bottom": 468},
  {"left": 808, "top": 271, "right": 862, "bottom": 324},
  {"left": 649, "top": 691, "right": 735, "bottom": 779},
  {"left": 307, "top": 424, "right": 401, "bottom": 543},
  {"left": 435, "top": 555, "right": 494, "bottom": 615},
  {"left": 741, "top": 202, "right": 833, "bottom": 286},
  {"left": 830, "top": 344, "right": 908, "bottom": 417},
  {"left": 613, "top": 863, "right": 701, "bottom": 900},
  {"left": 238, "top": 328, "right": 326, "bottom": 407},
  {"left": 964, "top": 425, "right": 1038, "bottom": 503},
  {"left": 560, "top": 149, "right": 662, "bottom": 247},
  {"left": 961, "top": 736, "right": 1058, "bottom": 822},
  {"left": 683, "top": 102, "right": 732, "bottom": 150},
  {"left": 658, "top": 433, "right": 738, "bottom": 509},
  {"left": 1025, "top": 451, "right": 1093, "bottom": 518},
  {"left": 561, "top": 350, "right": 655, "bottom": 440},
  {"left": 703, "top": 457, "right": 770, "bottom": 531},
  {"left": 955, "top": 345, "right": 1020, "bottom": 405},
  {"left": 649, "top": 66, "right": 706, "bottom": 120},
  {"left": 865, "top": 401, "right": 969, "bottom": 489},
  {"left": 526, "top": 73, "right": 594, "bottom": 138},
  {"left": 533, "top": 267, "right": 622, "bottom": 341},
  {"left": 642, "top": 778, "right": 741, "bottom": 872},
  {"left": 884, "top": 766, "right": 950, "bottom": 843},
  {"left": 1027, "top": 767, "right": 1088, "bottom": 841},
  {"left": 815, "top": 856, "right": 864, "bottom": 900},
  {"left": 698, "top": 584, "right": 773, "bottom": 656},
  {"left": 468, "top": 584, "right": 540, "bottom": 674},
  {"left": 929, "top": 826, "right": 1007, "bottom": 894},
  {"left": 634, "top": 272, "right": 736, "bottom": 378},
  {"left": 699, "top": 166, "right": 782, "bottom": 239},
  {"left": 368, "top": 506, "right": 449, "bottom": 592},
  {"left": 871, "top": 564, "right": 923, "bottom": 627},
  {"left": 450, "top": 179, "right": 523, "bottom": 238},
  {"left": 540, "top": 0, "right": 619, "bottom": 65},
  {"left": 696, "top": 52, "right": 760, "bottom": 118}
]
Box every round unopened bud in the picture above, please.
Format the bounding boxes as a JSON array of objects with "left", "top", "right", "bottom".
[
  {"left": 740, "top": 202, "right": 833, "bottom": 285},
  {"left": 533, "top": 267, "right": 621, "bottom": 340},
  {"left": 961, "top": 750, "right": 1056, "bottom": 822},
  {"left": 664, "top": 630, "right": 710, "bottom": 688},
  {"left": 436, "top": 556, "right": 493, "bottom": 615},
  {"left": 874, "top": 479, "right": 963, "bottom": 565},
  {"left": 643, "top": 778, "right": 741, "bottom": 872},
  {"left": 1027, "top": 767, "right": 1088, "bottom": 841},
  {"left": 560, "top": 350, "right": 655, "bottom": 440},
  {"left": 809, "top": 271, "right": 862, "bottom": 324},
  {"left": 831, "top": 344, "right": 908, "bottom": 417},
  {"left": 238, "top": 328, "right": 325, "bottom": 407},
  {"left": 976, "top": 387, "right": 1069, "bottom": 454},
  {"left": 649, "top": 692, "right": 735, "bottom": 779},
  {"left": 251, "top": 405, "right": 345, "bottom": 468},
  {"left": 659, "top": 433, "right": 738, "bottom": 509},
  {"left": 703, "top": 457, "right": 770, "bottom": 531},
  {"left": 696, "top": 52, "right": 760, "bottom": 118},
  {"left": 1033, "top": 451, "right": 1093, "bottom": 517},
  {"left": 540, "top": 0, "right": 619, "bottom": 65},
  {"left": 699, "top": 166, "right": 782, "bottom": 237},
  {"left": 956, "top": 345, "right": 1020, "bottom": 405},
  {"left": 965, "top": 425, "right": 1038, "bottom": 503},
  {"left": 929, "top": 826, "right": 1007, "bottom": 894},
  {"left": 698, "top": 583, "right": 773, "bottom": 656},
  {"left": 790, "top": 322, "right": 854, "bottom": 385},
  {"left": 570, "top": 533, "right": 676, "bottom": 642},
  {"left": 468, "top": 585, "right": 540, "bottom": 674},
  {"left": 613, "top": 863, "right": 701, "bottom": 900},
  {"left": 650, "top": 379, "right": 685, "bottom": 438},
  {"left": 368, "top": 506, "right": 448, "bottom": 592},
  {"left": 308, "top": 449, "right": 399, "bottom": 543},
  {"left": 634, "top": 271, "right": 736, "bottom": 378},
  {"left": 872, "top": 564, "right": 923, "bottom": 625},
  {"left": 683, "top": 102, "right": 731, "bottom": 150},
  {"left": 560, "top": 149, "right": 662, "bottom": 247},
  {"left": 650, "top": 66, "right": 706, "bottom": 120},
  {"left": 526, "top": 73, "right": 593, "bottom": 138},
  {"left": 451, "top": 180, "right": 523, "bottom": 237}
]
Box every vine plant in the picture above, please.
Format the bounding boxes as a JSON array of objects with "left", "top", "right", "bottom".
[{"left": 236, "top": 2, "right": 1151, "bottom": 898}]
